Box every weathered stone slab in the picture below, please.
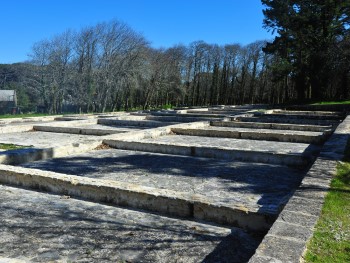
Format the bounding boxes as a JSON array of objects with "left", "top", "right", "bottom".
[
  {"left": 146, "top": 115, "right": 222, "bottom": 123},
  {"left": 271, "top": 109, "right": 344, "bottom": 117},
  {"left": 0, "top": 115, "right": 61, "bottom": 124},
  {"left": 0, "top": 184, "right": 259, "bottom": 262},
  {"left": 171, "top": 126, "right": 327, "bottom": 144},
  {"left": 250, "top": 235, "right": 306, "bottom": 263},
  {"left": 0, "top": 123, "right": 35, "bottom": 134},
  {"left": 0, "top": 164, "right": 275, "bottom": 231},
  {"left": 249, "top": 115, "right": 350, "bottom": 263},
  {"left": 0, "top": 131, "right": 100, "bottom": 148},
  {"left": 188, "top": 109, "right": 247, "bottom": 115},
  {"left": 98, "top": 118, "right": 177, "bottom": 127},
  {"left": 265, "top": 113, "right": 342, "bottom": 120},
  {"left": 106, "top": 135, "right": 319, "bottom": 166},
  {"left": 0, "top": 120, "right": 65, "bottom": 134},
  {"left": 276, "top": 210, "right": 319, "bottom": 229},
  {"left": 34, "top": 124, "right": 144, "bottom": 136},
  {"left": 150, "top": 112, "right": 227, "bottom": 118},
  {"left": 234, "top": 116, "right": 340, "bottom": 126},
  {"left": 210, "top": 121, "right": 333, "bottom": 132},
  {"left": 54, "top": 116, "right": 93, "bottom": 121},
  {"left": 22, "top": 149, "right": 304, "bottom": 218},
  {"left": 0, "top": 132, "right": 101, "bottom": 165}
]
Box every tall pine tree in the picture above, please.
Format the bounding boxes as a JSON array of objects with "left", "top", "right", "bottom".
[{"left": 262, "top": 0, "right": 350, "bottom": 100}]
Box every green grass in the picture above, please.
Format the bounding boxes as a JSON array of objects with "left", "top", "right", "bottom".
[
  {"left": 0, "top": 143, "right": 32, "bottom": 150},
  {"left": 0, "top": 113, "right": 56, "bottom": 119},
  {"left": 311, "top": 100, "right": 350, "bottom": 105},
  {"left": 304, "top": 160, "right": 350, "bottom": 262}
]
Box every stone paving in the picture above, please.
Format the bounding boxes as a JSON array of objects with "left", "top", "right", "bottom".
[
  {"left": 34, "top": 124, "right": 146, "bottom": 136},
  {"left": 22, "top": 149, "right": 304, "bottom": 216},
  {"left": 0, "top": 185, "right": 259, "bottom": 263},
  {"left": 171, "top": 126, "right": 327, "bottom": 144},
  {"left": 106, "top": 134, "right": 320, "bottom": 166},
  {"left": 211, "top": 120, "right": 333, "bottom": 132},
  {"left": 98, "top": 118, "right": 178, "bottom": 127},
  {"left": 235, "top": 116, "right": 341, "bottom": 126},
  {"left": 141, "top": 135, "right": 317, "bottom": 154},
  {"left": 0, "top": 107, "right": 347, "bottom": 262},
  {"left": 0, "top": 131, "right": 100, "bottom": 148}
]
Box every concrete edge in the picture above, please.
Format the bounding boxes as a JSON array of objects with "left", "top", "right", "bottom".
[{"left": 248, "top": 114, "right": 350, "bottom": 263}]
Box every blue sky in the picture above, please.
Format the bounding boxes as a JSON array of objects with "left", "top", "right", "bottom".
[{"left": 0, "top": 0, "right": 273, "bottom": 64}]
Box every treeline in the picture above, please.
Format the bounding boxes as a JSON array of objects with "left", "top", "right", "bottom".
[
  {"left": 0, "top": 1, "right": 349, "bottom": 113},
  {"left": 1, "top": 20, "right": 281, "bottom": 113}
]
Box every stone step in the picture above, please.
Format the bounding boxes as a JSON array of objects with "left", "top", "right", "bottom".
[
  {"left": 104, "top": 135, "right": 319, "bottom": 167},
  {"left": 171, "top": 127, "right": 327, "bottom": 144},
  {"left": 210, "top": 121, "right": 333, "bottom": 132}
]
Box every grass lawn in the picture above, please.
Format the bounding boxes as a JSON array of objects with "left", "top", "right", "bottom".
[
  {"left": 0, "top": 143, "right": 32, "bottom": 150},
  {"left": 0, "top": 113, "right": 57, "bottom": 119},
  {"left": 311, "top": 100, "right": 350, "bottom": 105},
  {"left": 304, "top": 160, "right": 350, "bottom": 262}
]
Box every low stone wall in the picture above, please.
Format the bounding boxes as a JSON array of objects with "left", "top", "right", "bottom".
[
  {"left": 171, "top": 127, "right": 327, "bottom": 144},
  {"left": 98, "top": 118, "right": 176, "bottom": 127},
  {"left": 249, "top": 115, "right": 350, "bottom": 262},
  {"left": 286, "top": 104, "right": 350, "bottom": 112},
  {"left": 0, "top": 124, "right": 34, "bottom": 134},
  {"left": 0, "top": 140, "right": 102, "bottom": 165},
  {"left": 211, "top": 121, "right": 333, "bottom": 132},
  {"left": 234, "top": 116, "right": 340, "bottom": 126},
  {"left": 0, "top": 164, "right": 274, "bottom": 232}
]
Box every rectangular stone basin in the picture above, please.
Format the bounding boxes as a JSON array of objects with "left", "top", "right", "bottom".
[
  {"left": 171, "top": 126, "right": 327, "bottom": 144},
  {"left": 15, "top": 148, "right": 305, "bottom": 231},
  {"left": 105, "top": 135, "right": 320, "bottom": 167},
  {"left": 271, "top": 110, "right": 344, "bottom": 117},
  {"left": 234, "top": 116, "right": 340, "bottom": 126},
  {"left": 0, "top": 131, "right": 100, "bottom": 148},
  {"left": 146, "top": 115, "right": 222, "bottom": 123},
  {"left": 98, "top": 118, "right": 178, "bottom": 127},
  {"left": 22, "top": 149, "right": 304, "bottom": 216},
  {"left": 0, "top": 184, "right": 259, "bottom": 262},
  {"left": 210, "top": 121, "right": 333, "bottom": 132},
  {"left": 0, "top": 132, "right": 102, "bottom": 165},
  {"left": 34, "top": 124, "right": 145, "bottom": 136}
]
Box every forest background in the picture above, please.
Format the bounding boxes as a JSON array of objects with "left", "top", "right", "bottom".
[{"left": 0, "top": 0, "right": 349, "bottom": 113}]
